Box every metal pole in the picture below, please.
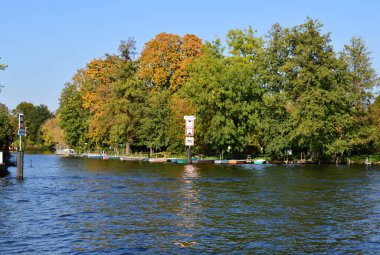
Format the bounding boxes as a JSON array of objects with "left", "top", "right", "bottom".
[
  {"left": 17, "top": 151, "right": 24, "bottom": 180},
  {"left": 187, "top": 146, "right": 192, "bottom": 164},
  {"left": 19, "top": 135, "right": 22, "bottom": 151}
]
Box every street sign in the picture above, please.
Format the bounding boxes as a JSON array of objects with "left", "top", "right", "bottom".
[
  {"left": 185, "top": 120, "right": 194, "bottom": 128},
  {"left": 18, "top": 129, "right": 25, "bottom": 136},
  {"left": 184, "top": 116, "right": 196, "bottom": 121},
  {"left": 184, "top": 115, "right": 195, "bottom": 147},
  {"left": 19, "top": 113, "right": 24, "bottom": 129},
  {"left": 184, "top": 116, "right": 196, "bottom": 128},
  {"left": 185, "top": 137, "right": 194, "bottom": 146},
  {"left": 186, "top": 128, "right": 194, "bottom": 137}
]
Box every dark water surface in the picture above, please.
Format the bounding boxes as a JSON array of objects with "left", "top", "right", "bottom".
[{"left": 1, "top": 154, "right": 380, "bottom": 254}]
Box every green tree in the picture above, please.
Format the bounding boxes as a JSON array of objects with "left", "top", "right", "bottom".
[
  {"left": 58, "top": 82, "right": 89, "bottom": 151},
  {"left": 369, "top": 96, "right": 380, "bottom": 152},
  {"left": 259, "top": 23, "right": 292, "bottom": 156},
  {"left": 107, "top": 79, "right": 147, "bottom": 155},
  {"left": 87, "top": 39, "right": 146, "bottom": 154},
  {"left": 182, "top": 32, "right": 265, "bottom": 154},
  {"left": 12, "top": 102, "right": 53, "bottom": 145},
  {"left": 332, "top": 36, "right": 380, "bottom": 156},
  {"left": 260, "top": 18, "right": 378, "bottom": 161},
  {"left": 0, "top": 104, "right": 14, "bottom": 162},
  {"left": 273, "top": 18, "right": 352, "bottom": 161},
  {"left": 29, "top": 104, "right": 54, "bottom": 144},
  {"left": 139, "top": 88, "right": 172, "bottom": 154},
  {"left": 340, "top": 36, "right": 378, "bottom": 107}
]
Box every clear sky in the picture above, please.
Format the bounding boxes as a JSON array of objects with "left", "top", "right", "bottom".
[{"left": 0, "top": 0, "right": 379, "bottom": 112}]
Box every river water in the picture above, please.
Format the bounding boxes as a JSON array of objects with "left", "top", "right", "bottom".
[{"left": 1, "top": 154, "right": 380, "bottom": 254}]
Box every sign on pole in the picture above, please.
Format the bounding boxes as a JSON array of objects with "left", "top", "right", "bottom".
[
  {"left": 184, "top": 116, "right": 196, "bottom": 146},
  {"left": 186, "top": 128, "right": 194, "bottom": 137},
  {"left": 184, "top": 116, "right": 196, "bottom": 163},
  {"left": 18, "top": 114, "right": 26, "bottom": 137},
  {"left": 18, "top": 129, "right": 25, "bottom": 136},
  {"left": 185, "top": 137, "right": 194, "bottom": 146},
  {"left": 19, "top": 113, "right": 24, "bottom": 129}
]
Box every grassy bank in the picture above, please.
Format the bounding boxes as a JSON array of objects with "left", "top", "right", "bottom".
[{"left": 349, "top": 155, "right": 380, "bottom": 164}]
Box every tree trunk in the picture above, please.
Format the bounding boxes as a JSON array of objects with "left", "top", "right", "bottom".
[{"left": 125, "top": 141, "right": 130, "bottom": 155}]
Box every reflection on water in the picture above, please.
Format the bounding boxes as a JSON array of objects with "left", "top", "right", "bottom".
[
  {"left": 1, "top": 155, "right": 380, "bottom": 254},
  {"left": 174, "top": 164, "right": 200, "bottom": 247}
]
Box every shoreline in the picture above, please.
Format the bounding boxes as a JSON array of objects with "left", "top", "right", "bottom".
[{"left": 8, "top": 151, "right": 380, "bottom": 166}]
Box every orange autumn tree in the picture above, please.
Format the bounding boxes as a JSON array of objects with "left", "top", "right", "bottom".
[
  {"left": 79, "top": 54, "right": 126, "bottom": 146},
  {"left": 138, "top": 33, "right": 203, "bottom": 92}
]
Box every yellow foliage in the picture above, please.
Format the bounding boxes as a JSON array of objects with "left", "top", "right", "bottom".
[
  {"left": 138, "top": 33, "right": 203, "bottom": 91},
  {"left": 41, "top": 116, "right": 66, "bottom": 146}
]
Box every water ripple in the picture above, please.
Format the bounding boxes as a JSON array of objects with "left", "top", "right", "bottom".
[{"left": 1, "top": 155, "right": 380, "bottom": 254}]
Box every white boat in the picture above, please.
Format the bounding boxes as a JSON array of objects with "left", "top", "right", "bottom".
[
  {"left": 148, "top": 158, "right": 167, "bottom": 163},
  {"left": 86, "top": 153, "right": 104, "bottom": 159},
  {"left": 254, "top": 159, "right": 267, "bottom": 165},
  {"left": 55, "top": 147, "right": 76, "bottom": 156},
  {"left": 214, "top": 159, "right": 229, "bottom": 164}
]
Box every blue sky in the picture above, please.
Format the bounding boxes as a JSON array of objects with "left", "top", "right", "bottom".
[{"left": 1, "top": 0, "right": 379, "bottom": 111}]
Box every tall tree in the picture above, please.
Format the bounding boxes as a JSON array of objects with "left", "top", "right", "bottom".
[
  {"left": 277, "top": 18, "right": 350, "bottom": 160},
  {"left": 260, "top": 18, "right": 378, "bottom": 161},
  {"left": 58, "top": 82, "right": 89, "bottom": 150},
  {"left": 325, "top": 36, "right": 379, "bottom": 157},
  {"left": 259, "top": 23, "right": 292, "bottom": 156},
  {"left": 138, "top": 33, "right": 203, "bottom": 91},
  {"left": 87, "top": 39, "right": 145, "bottom": 154},
  {"left": 340, "top": 36, "right": 378, "bottom": 107},
  {"left": 182, "top": 31, "right": 265, "bottom": 154},
  {"left": 139, "top": 88, "right": 172, "bottom": 154}
]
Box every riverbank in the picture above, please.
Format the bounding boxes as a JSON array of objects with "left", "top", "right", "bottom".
[
  {"left": 10, "top": 150, "right": 380, "bottom": 166},
  {"left": 54, "top": 152, "right": 380, "bottom": 166}
]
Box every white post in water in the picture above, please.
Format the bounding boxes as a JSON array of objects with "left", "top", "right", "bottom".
[
  {"left": 184, "top": 116, "right": 196, "bottom": 164},
  {"left": 17, "top": 113, "right": 25, "bottom": 180}
]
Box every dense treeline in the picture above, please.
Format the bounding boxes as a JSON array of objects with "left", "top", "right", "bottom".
[
  {"left": 56, "top": 18, "right": 379, "bottom": 162},
  {"left": 0, "top": 101, "right": 54, "bottom": 152},
  {"left": 0, "top": 18, "right": 379, "bottom": 162}
]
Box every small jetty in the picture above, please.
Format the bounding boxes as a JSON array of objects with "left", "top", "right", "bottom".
[
  {"left": 55, "top": 151, "right": 274, "bottom": 165},
  {"left": 76, "top": 154, "right": 271, "bottom": 165}
]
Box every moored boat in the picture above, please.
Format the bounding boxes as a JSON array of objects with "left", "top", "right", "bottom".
[
  {"left": 168, "top": 158, "right": 178, "bottom": 163},
  {"left": 148, "top": 158, "right": 167, "bottom": 163},
  {"left": 193, "top": 159, "right": 214, "bottom": 164},
  {"left": 86, "top": 153, "right": 103, "bottom": 159},
  {"left": 228, "top": 160, "right": 246, "bottom": 164},
  {"left": 107, "top": 156, "right": 121, "bottom": 160},
  {"left": 55, "top": 147, "right": 76, "bottom": 156},
  {"left": 254, "top": 159, "right": 266, "bottom": 165},
  {"left": 176, "top": 159, "right": 188, "bottom": 164},
  {"left": 214, "top": 159, "right": 229, "bottom": 164},
  {"left": 121, "top": 156, "right": 146, "bottom": 161}
]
